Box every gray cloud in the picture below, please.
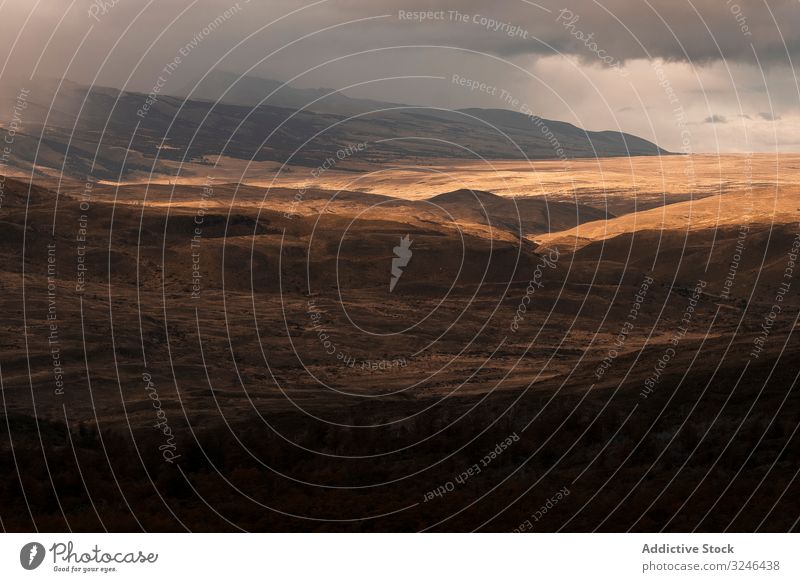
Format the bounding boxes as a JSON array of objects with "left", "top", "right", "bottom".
[
  {"left": 323, "top": 0, "right": 800, "bottom": 66},
  {"left": 1, "top": 0, "right": 798, "bottom": 88},
  {"left": 705, "top": 114, "right": 729, "bottom": 123}
]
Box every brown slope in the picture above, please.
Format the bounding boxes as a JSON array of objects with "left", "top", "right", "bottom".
[{"left": 534, "top": 186, "right": 798, "bottom": 253}]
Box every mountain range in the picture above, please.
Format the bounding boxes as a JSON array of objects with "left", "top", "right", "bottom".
[{"left": 1, "top": 75, "right": 669, "bottom": 181}]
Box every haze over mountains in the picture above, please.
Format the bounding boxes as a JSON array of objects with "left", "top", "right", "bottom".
[
  {"left": 175, "top": 70, "right": 402, "bottom": 115},
  {"left": 0, "top": 75, "right": 668, "bottom": 181}
]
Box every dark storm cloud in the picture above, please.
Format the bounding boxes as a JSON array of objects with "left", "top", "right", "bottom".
[
  {"left": 1, "top": 0, "right": 798, "bottom": 88},
  {"left": 758, "top": 111, "right": 781, "bottom": 120},
  {"left": 324, "top": 0, "right": 800, "bottom": 66},
  {"left": 704, "top": 114, "right": 728, "bottom": 123}
]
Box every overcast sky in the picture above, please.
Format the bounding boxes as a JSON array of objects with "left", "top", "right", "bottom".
[{"left": 1, "top": 0, "right": 798, "bottom": 152}]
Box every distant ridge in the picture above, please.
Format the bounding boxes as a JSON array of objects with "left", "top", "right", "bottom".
[
  {"left": 1, "top": 77, "right": 670, "bottom": 180},
  {"left": 459, "top": 108, "right": 667, "bottom": 157},
  {"left": 172, "top": 71, "right": 403, "bottom": 116}
]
